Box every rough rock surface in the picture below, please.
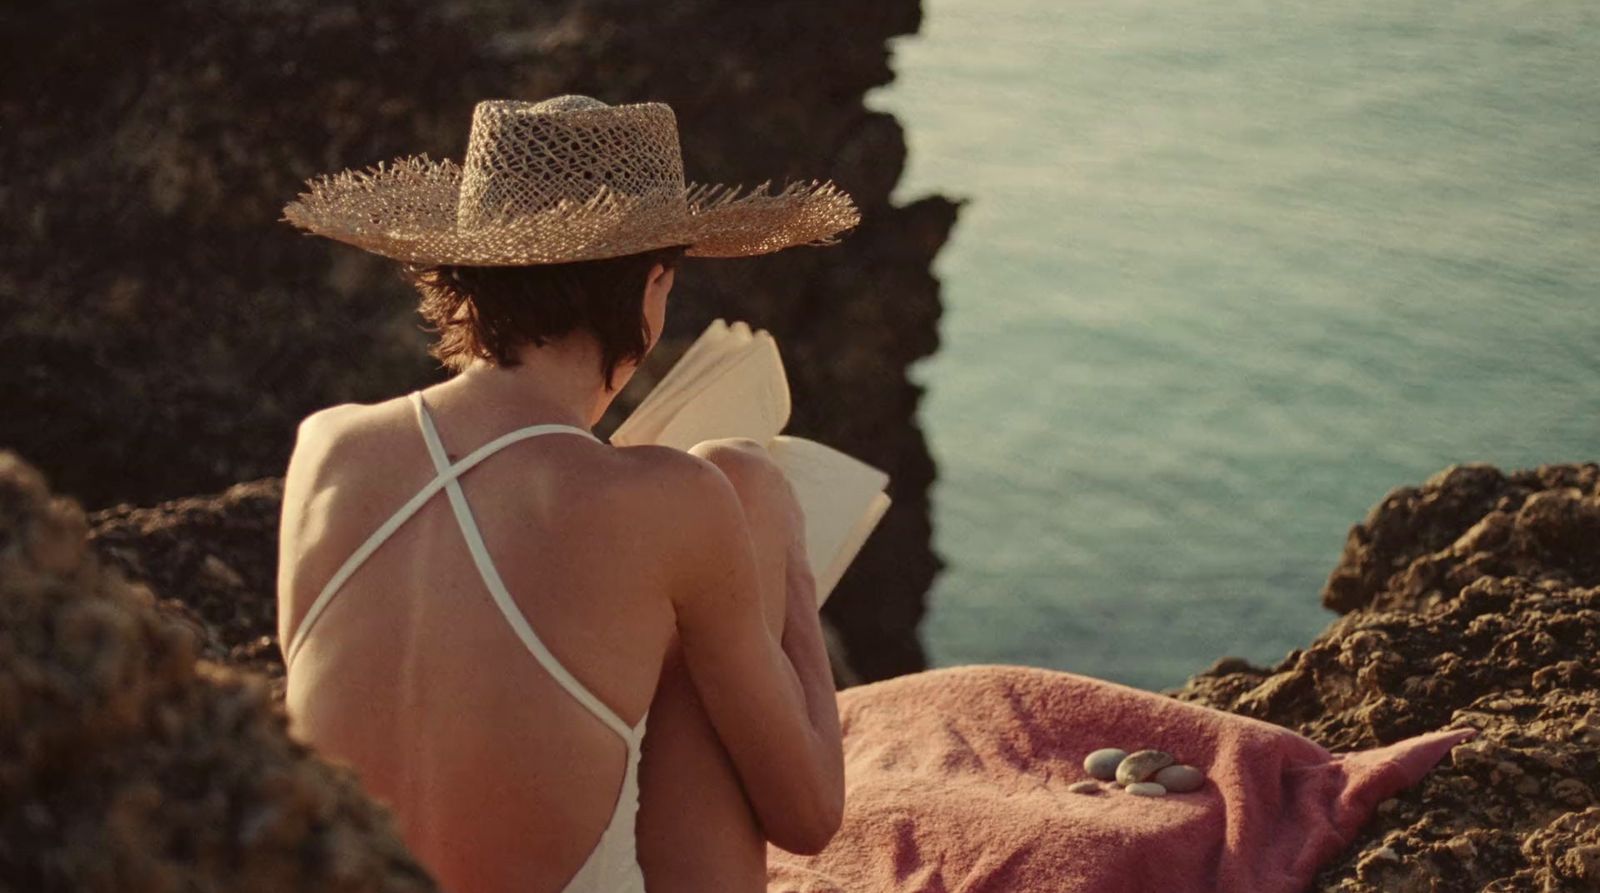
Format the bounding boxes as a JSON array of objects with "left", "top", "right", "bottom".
[
  {"left": 1322, "top": 463, "right": 1600, "bottom": 617},
  {"left": 0, "top": 0, "right": 956, "bottom": 682},
  {"left": 0, "top": 452, "right": 434, "bottom": 891},
  {"left": 90, "top": 479, "right": 287, "bottom": 695},
  {"left": 1173, "top": 463, "right": 1600, "bottom": 892}
]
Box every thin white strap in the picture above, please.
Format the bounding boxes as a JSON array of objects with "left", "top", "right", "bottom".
[
  {"left": 282, "top": 395, "right": 603, "bottom": 670},
  {"left": 411, "top": 392, "right": 639, "bottom": 743}
]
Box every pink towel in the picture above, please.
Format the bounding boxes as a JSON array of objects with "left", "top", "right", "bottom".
[{"left": 768, "top": 665, "right": 1473, "bottom": 893}]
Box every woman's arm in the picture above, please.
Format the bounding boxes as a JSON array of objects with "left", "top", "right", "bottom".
[
  {"left": 659, "top": 450, "right": 845, "bottom": 855},
  {"left": 773, "top": 535, "right": 847, "bottom": 846}
]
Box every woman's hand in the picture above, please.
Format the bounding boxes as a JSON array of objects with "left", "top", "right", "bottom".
[{"left": 778, "top": 480, "right": 821, "bottom": 629}]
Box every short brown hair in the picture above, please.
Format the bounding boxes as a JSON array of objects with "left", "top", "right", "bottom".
[{"left": 406, "top": 245, "right": 688, "bottom": 387}]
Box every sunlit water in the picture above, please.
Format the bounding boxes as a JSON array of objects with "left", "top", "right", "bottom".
[{"left": 869, "top": 0, "right": 1600, "bottom": 689}]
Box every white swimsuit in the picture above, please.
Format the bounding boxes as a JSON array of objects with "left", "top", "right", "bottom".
[{"left": 284, "top": 391, "right": 649, "bottom": 893}]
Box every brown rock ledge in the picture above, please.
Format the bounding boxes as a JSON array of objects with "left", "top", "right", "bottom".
[
  {"left": 1173, "top": 463, "right": 1600, "bottom": 892},
  {"left": 0, "top": 453, "right": 433, "bottom": 891}
]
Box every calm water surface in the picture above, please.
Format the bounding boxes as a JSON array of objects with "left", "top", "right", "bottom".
[{"left": 869, "top": 0, "right": 1600, "bottom": 689}]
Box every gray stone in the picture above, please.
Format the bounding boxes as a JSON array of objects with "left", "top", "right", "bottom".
[
  {"left": 1115, "top": 749, "right": 1176, "bottom": 785},
  {"left": 1067, "top": 781, "right": 1101, "bottom": 794},
  {"left": 1153, "top": 764, "right": 1205, "bottom": 793},
  {"left": 1125, "top": 782, "right": 1167, "bottom": 797},
  {"left": 1083, "top": 748, "right": 1128, "bottom": 780}
]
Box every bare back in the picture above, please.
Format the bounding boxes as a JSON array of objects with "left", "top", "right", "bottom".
[{"left": 278, "top": 388, "right": 680, "bottom": 893}]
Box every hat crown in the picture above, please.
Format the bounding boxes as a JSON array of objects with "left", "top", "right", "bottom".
[{"left": 456, "top": 97, "right": 687, "bottom": 228}]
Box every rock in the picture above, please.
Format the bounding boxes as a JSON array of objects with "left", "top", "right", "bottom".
[
  {"left": 1363, "top": 846, "right": 1401, "bottom": 865},
  {"left": 1125, "top": 782, "right": 1167, "bottom": 797},
  {"left": 0, "top": 0, "right": 958, "bottom": 686},
  {"left": 1550, "top": 777, "right": 1593, "bottom": 808},
  {"left": 1443, "top": 834, "right": 1477, "bottom": 861},
  {"left": 1115, "top": 750, "right": 1175, "bottom": 785},
  {"left": 90, "top": 479, "right": 287, "bottom": 691},
  {"left": 1570, "top": 843, "right": 1600, "bottom": 884},
  {"left": 0, "top": 452, "right": 436, "bottom": 890},
  {"left": 1519, "top": 807, "right": 1600, "bottom": 889},
  {"left": 1083, "top": 748, "right": 1128, "bottom": 781},
  {"left": 1067, "top": 781, "right": 1102, "bottom": 794},
  {"left": 1153, "top": 764, "right": 1205, "bottom": 793},
  {"left": 1171, "top": 462, "right": 1600, "bottom": 892},
  {"left": 1317, "top": 463, "right": 1600, "bottom": 616}
]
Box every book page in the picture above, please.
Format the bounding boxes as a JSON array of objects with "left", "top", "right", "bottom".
[
  {"left": 767, "top": 435, "right": 890, "bottom": 605},
  {"left": 645, "top": 320, "right": 756, "bottom": 415},
  {"left": 611, "top": 320, "right": 740, "bottom": 446},
  {"left": 610, "top": 321, "right": 891, "bottom": 608},
  {"left": 640, "top": 320, "right": 738, "bottom": 409},
  {"left": 814, "top": 492, "right": 891, "bottom": 607},
  {"left": 611, "top": 321, "right": 790, "bottom": 449},
  {"left": 649, "top": 336, "right": 787, "bottom": 448}
]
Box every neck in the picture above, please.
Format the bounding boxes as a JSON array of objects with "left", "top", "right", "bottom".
[{"left": 450, "top": 334, "right": 617, "bottom": 429}]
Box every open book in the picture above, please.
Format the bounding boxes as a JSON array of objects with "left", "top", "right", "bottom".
[{"left": 611, "top": 320, "right": 891, "bottom": 606}]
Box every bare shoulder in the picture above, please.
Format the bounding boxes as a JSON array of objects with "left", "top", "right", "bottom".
[
  {"left": 287, "top": 397, "right": 414, "bottom": 481},
  {"left": 606, "top": 444, "right": 740, "bottom": 518},
  {"left": 276, "top": 399, "right": 404, "bottom": 637},
  {"left": 279, "top": 398, "right": 421, "bottom": 545},
  {"left": 602, "top": 444, "right": 751, "bottom": 594},
  {"left": 292, "top": 398, "right": 407, "bottom": 454},
  {"left": 293, "top": 400, "right": 367, "bottom": 445}
]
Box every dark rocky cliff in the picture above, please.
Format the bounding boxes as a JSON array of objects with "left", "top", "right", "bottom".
[{"left": 0, "top": 0, "right": 957, "bottom": 681}]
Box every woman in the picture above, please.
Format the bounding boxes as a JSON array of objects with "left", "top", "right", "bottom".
[{"left": 275, "top": 96, "right": 861, "bottom": 892}]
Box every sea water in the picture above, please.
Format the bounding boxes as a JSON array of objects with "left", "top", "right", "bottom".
[{"left": 869, "top": 0, "right": 1600, "bottom": 689}]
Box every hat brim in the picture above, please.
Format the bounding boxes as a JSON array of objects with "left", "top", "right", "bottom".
[{"left": 281, "top": 155, "right": 861, "bottom": 266}]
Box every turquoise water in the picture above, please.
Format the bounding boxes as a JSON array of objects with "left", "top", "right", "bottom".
[{"left": 869, "top": 0, "right": 1600, "bottom": 689}]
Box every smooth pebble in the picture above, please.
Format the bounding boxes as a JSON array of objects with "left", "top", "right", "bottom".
[
  {"left": 1115, "top": 749, "right": 1175, "bottom": 785},
  {"left": 1153, "top": 764, "right": 1205, "bottom": 793},
  {"left": 1125, "top": 782, "right": 1167, "bottom": 797},
  {"left": 1067, "top": 781, "right": 1101, "bottom": 794},
  {"left": 1083, "top": 748, "right": 1128, "bottom": 781}
]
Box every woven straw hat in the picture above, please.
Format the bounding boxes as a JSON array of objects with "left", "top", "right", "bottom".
[{"left": 282, "top": 95, "right": 861, "bottom": 265}]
